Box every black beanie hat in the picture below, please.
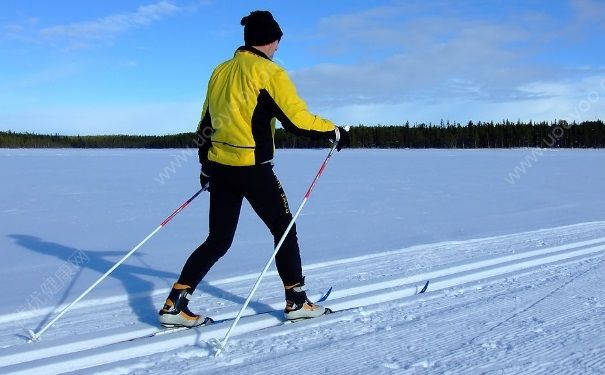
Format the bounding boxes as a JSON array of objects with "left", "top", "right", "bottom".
[{"left": 240, "top": 10, "right": 283, "bottom": 46}]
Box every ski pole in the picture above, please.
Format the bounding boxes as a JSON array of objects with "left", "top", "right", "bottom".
[
  {"left": 214, "top": 142, "right": 340, "bottom": 357},
  {"left": 27, "top": 188, "right": 206, "bottom": 342}
]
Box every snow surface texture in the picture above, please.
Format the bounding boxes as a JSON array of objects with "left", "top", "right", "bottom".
[{"left": 1, "top": 149, "right": 605, "bottom": 374}]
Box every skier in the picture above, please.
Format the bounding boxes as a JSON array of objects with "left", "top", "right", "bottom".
[{"left": 159, "top": 10, "right": 350, "bottom": 327}]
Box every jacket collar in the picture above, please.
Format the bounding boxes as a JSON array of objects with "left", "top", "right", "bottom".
[{"left": 236, "top": 45, "right": 272, "bottom": 61}]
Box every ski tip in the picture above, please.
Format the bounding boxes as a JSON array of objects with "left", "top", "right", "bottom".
[
  {"left": 316, "top": 286, "right": 333, "bottom": 303},
  {"left": 418, "top": 280, "right": 430, "bottom": 294}
]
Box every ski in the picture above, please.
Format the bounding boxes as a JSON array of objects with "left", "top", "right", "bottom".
[
  {"left": 159, "top": 316, "right": 215, "bottom": 330},
  {"left": 285, "top": 280, "right": 429, "bottom": 324},
  {"left": 316, "top": 286, "right": 333, "bottom": 302},
  {"left": 283, "top": 307, "right": 333, "bottom": 324},
  {"left": 122, "top": 316, "right": 214, "bottom": 343}
]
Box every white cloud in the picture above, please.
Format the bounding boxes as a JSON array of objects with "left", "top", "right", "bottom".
[
  {"left": 318, "top": 75, "right": 605, "bottom": 126},
  {"left": 294, "top": 6, "right": 541, "bottom": 105},
  {"left": 39, "top": 1, "right": 181, "bottom": 48},
  {"left": 290, "top": 2, "right": 605, "bottom": 124}
]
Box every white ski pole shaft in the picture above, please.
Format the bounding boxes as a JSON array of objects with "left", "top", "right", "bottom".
[
  {"left": 215, "top": 144, "right": 339, "bottom": 357},
  {"left": 28, "top": 188, "right": 205, "bottom": 342}
]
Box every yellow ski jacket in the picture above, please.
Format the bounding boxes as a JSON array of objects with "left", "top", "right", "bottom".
[{"left": 197, "top": 46, "right": 336, "bottom": 167}]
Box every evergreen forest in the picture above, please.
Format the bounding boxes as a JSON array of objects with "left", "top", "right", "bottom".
[{"left": 1, "top": 120, "right": 604, "bottom": 149}]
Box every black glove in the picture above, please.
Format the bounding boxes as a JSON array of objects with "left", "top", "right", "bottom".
[
  {"left": 334, "top": 126, "right": 350, "bottom": 151},
  {"left": 200, "top": 163, "right": 211, "bottom": 190}
]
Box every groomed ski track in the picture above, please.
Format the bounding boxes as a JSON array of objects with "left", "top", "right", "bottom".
[{"left": 2, "top": 222, "right": 605, "bottom": 374}]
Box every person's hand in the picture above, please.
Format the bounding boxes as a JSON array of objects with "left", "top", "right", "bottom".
[
  {"left": 334, "top": 126, "right": 350, "bottom": 151},
  {"left": 200, "top": 163, "right": 211, "bottom": 190}
]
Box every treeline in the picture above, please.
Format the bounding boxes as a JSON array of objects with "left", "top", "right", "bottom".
[
  {"left": 277, "top": 120, "right": 605, "bottom": 149},
  {"left": 1, "top": 120, "right": 605, "bottom": 149},
  {"left": 0, "top": 132, "right": 196, "bottom": 148}
]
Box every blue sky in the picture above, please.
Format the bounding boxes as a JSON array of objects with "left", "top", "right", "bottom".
[{"left": 1, "top": 0, "right": 605, "bottom": 135}]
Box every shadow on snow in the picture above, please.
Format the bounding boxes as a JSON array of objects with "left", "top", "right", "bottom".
[{"left": 8, "top": 234, "right": 274, "bottom": 332}]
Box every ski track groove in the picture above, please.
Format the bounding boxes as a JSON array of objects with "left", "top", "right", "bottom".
[
  {"left": 408, "top": 256, "right": 605, "bottom": 374},
  {"left": 4, "top": 244, "right": 604, "bottom": 374},
  {"left": 2, "top": 222, "right": 605, "bottom": 374},
  {"left": 199, "top": 258, "right": 604, "bottom": 373}
]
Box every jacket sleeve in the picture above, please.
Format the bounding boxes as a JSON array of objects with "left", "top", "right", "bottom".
[
  {"left": 196, "top": 97, "right": 212, "bottom": 165},
  {"left": 266, "top": 68, "right": 336, "bottom": 140}
]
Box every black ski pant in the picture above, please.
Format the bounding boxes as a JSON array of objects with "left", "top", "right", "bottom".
[{"left": 178, "top": 162, "right": 303, "bottom": 290}]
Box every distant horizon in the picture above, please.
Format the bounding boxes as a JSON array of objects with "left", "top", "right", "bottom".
[{"left": 3, "top": 118, "right": 605, "bottom": 137}]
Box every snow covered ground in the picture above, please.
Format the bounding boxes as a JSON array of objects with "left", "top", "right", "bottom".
[{"left": 1, "top": 148, "right": 605, "bottom": 374}]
